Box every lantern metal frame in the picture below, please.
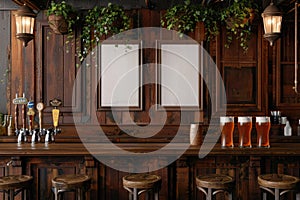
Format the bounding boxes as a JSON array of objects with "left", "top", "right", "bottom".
[
  {"left": 15, "top": 4, "right": 36, "bottom": 47},
  {"left": 261, "top": 2, "right": 283, "bottom": 46}
]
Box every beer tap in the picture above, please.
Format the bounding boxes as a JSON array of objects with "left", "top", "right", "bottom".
[
  {"left": 27, "top": 101, "right": 35, "bottom": 135},
  {"left": 31, "top": 129, "right": 40, "bottom": 143},
  {"left": 17, "top": 128, "right": 27, "bottom": 143},
  {"left": 12, "top": 94, "right": 19, "bottom": 135},
  {"left": 45, "top": 128, "right": 54, "bottom": 143},
  {"left": 50, "top": 98, "right": 62, "bottom": 135},
  {"left": 36, "top": 102, "right": 45, "bottom": 136},
  {"left": 13, "top": 93, "right": 28, "bottom": 143}
]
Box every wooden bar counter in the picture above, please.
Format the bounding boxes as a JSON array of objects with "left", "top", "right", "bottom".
[
  {"left": 0, "top": 142, "right": 299, "bottom": 199},
  {"left": 0, "top": 142, "right": 299, "bottom": 156}
]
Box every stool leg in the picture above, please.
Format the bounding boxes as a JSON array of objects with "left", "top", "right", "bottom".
[
  {"left": 78, "top": 188, "right": 81, "bottom": 200},
  {"left": 53, "top": 187, "right": 58, "bottom": 200},
  {"left": 128, "top": 191, "right": 133, "bottom": 200},
  {"left": 207, "top": 188, "right": 212, "bottom": 200},
  {"left": 274, "top": 188, "right": 279, "bottom": 200},
  {"left": 79, "top": 188, "right": 85, "bottom": 200},
  {"left": 23, "top": 188, "right": 27, "bottom": 200},
  {"left": 145, "top": 191, "right": 149, "bottom": 200},
  {"left": 8, "top": 189, "right": 14, "bottom": 200},
  {"left": 227, "top": 191, "right": 233, "bottom": 200},
  {"left": 154, "top": 191, "right": 159, "bottom": 200},
  {"left": 262, "top": 192, "right": 267, "bottom": 200},
  {"left": 133, "top": 188, "right": 138, "bottom": 200}
]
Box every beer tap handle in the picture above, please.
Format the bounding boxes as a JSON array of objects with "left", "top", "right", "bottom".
[
  {"left": 27, "top": 101, "right": 35, "bottom": 132},
  {"left": 22, "top": 104, "right": 26, "bottom": 130},
  {"left": 14, "top": 104, "right": 18, "bottom": 131},
  {"left": 36, "top": 102, "right": 44, "bottom": 133},
  {"left": 50, "top": 98, "right": 62, "bottom": 132},
  {"left": 13, "top": 93, "right": 19, "bottom": 131},
  {"left": 22, "top": 93, "right": 27, "bottom": 130}
]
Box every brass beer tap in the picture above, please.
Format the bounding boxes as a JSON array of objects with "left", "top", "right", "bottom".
[{"left": 45, "top": 99, "right": 62, "bottom": 143}]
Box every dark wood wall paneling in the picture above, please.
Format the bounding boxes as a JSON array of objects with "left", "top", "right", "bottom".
[
  {"left": 10, "top": 9, "right": 205, "bottom": 141},
  {"left": 0, "top": 11, "right": 10, "bottom": 114},
  {"left": 10, "top": 7, "right": 300, "bottom": 137},
  {"left": 6, "top": 4, "right": 300, "bottom": 200}
]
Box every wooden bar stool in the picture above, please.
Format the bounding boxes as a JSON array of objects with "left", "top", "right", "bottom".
[
  {"left": 122, "top": 174, "right": 161, "bottom": 200},
  {"left": 52, "top": 174, "right": 91, "bottom": 200},
  {"left": 0, "top": 175, "right": 33, "bottom": 200},
  {"left": 258, "top": 174, "right": 300, "bottom": 200},
  {"left": 196, "top": 174, "right": 234, "bottom": 200}
]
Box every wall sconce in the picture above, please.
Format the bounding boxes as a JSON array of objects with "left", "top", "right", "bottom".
[
  {"left": 261, "top": 2, "right": 282, "bottom": 46},
  {"left": 15, "top": 4, "right": 36, "bottom": 47}
]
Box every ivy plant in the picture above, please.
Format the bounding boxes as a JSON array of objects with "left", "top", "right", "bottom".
[
  {"left": 46, "top": 1, "right": 78, "bottom": 36},
  {"left": 79, "top": 3, "right": 130, "bottom": 61},
  {"left": 161, "top": 0, "right": 200, "bottom": 38},
  {"left": 220, "top": 0, "right": 259, "bottom": 51},
  {"left": 161, "top": 0, "right": 259, "bottom": 51}
]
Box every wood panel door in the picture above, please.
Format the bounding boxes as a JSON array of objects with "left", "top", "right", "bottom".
[
  {"left": 213, "top": 25, "right": 267, "bottom": 116},
  {"left": 35, "top": 14, "right": 83, "bottom": 127}
]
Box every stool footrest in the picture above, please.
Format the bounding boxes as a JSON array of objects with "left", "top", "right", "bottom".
[{"left": 124, "top": 186, "right": 155, "bottom": 196}]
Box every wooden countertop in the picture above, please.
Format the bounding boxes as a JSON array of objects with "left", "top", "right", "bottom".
[{"left": 0, "top": 143, "right": 299, "bottom": 156}]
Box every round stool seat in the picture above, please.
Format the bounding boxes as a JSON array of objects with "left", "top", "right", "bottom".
[
  {"left": 0, "top": 175, "right": 33, "bottom": 200},
  {"left": 258, "top": 174, "right": 300, "bottom": 200},
  {"left": 123, "top": 174, "right": 161, "bottom": 200},
  {"left": 196, "top": 174, "right": 234, "bottom": 200},
  {"left": 196, "top": 174, "right": 234, "bottom": 189},
  {"left": 52, "top": 174, "right": 91, "bottom": 190},
  {"left": 52, "top": 174, "right": 91, "bottom": 200},
  {"left": 0, "top": 175, "right": 33, "bottom": 190},
  {"left": 123, "top": 174, "right": 161, "bottom": 189},
  {"left": 258, "top": 174, "right": 299, "bottom": 190}
]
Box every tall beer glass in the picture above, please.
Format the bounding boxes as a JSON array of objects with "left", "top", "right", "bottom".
[
  {"left": 256, "top": 116, "right": 271, "bottom": 148},
  {"left": 238, "top": 117, "right": 252, "bottom": 148},
  {"left": 220, "top": 116, "right": 234, "bottom": 148}
]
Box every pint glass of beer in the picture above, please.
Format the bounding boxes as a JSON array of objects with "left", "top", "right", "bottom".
[
  {"left": 256, "top": 116, "right": 271, "bottom": 148},
  {"left": 238, "top": 117, "right": 252, "bottom": 148},
  {"left": 220, "top": 116, "right": 234, "bottom": 148}
]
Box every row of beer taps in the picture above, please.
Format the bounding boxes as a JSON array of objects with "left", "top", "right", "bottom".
[{"left": 12, "top": 93, "right": 62, "bottom": 144}]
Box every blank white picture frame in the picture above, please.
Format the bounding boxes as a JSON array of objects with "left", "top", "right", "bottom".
[
  {"left": 157, "top": 41, "right": 202, "bottom": 110},
  {"left": 100, "top": 41, "right": 142, "bottom": 110}
]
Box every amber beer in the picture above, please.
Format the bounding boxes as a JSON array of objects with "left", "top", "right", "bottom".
[
  {"left": 220, "top": 117, "right": 234, "bottom": 148},
  {"left": 238, "top": 117, "right": 252, "bottom": 148},
  {"left": 256, "top": 117, "right": 271, "bottom": 148}
]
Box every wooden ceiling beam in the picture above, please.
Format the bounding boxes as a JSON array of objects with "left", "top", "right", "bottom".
[{"left": 11, "top": 0, "right": 41, "bottom": 11}]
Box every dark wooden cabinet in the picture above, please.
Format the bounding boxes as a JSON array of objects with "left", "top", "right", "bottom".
[
  {"left": 272, "top": 21, "right": 300, "bottom": 129},
  {"left": 10, "top": 9, "right": 205, "bottom": 138}
]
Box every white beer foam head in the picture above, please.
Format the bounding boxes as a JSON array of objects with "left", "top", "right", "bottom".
[
  {"left": 256, "top": 116, "right": 270, "bottom": 125},
  {"left": 220, "top": 116, "right": 234, "bottom": 126},
  {"left": 238, "top": 116, "right": 252, "bottom": 125}
]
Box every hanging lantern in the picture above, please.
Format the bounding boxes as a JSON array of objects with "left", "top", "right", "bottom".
[
  {"left": 15, "top": 4, "right": 36, "bottom": 47},
  {"left": 261, "top": 2, "right": 282, "bottom": 46}
]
